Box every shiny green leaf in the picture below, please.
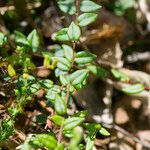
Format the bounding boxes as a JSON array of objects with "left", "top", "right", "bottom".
[
  {"left": 27, "top": 83, "right": 40, "bottom": 94},
  {"left": 85, "top": 136, "right": 95, "bottom": 150},
  {"left": 99, "top": 127, "right": 110, "bottom": 136},
  {"left": 58, "top": 0, "right": 76, "bottom": 15},
  {"left": 0, "top": 32, "right": 8, "bottom": 45},
  {"left": 14, "top": 30, "right": 30, "bottom": 47},
  {"left": 36, "top": 134, "right": 57, "bottom": 149},
  {"left": 75, "top": 51, "right": 96, "bottom": 64},
  {"left": 55, "top": 94, "right": 67, "bottom": 115},
  {"left": 87, "top": 65, "right": 108, "bottom": 78},
  {"left": 27, "top": 29, "right": 40, "bottom": 52},
  {"left": 39, "top": 79, "right": 54, "bottom": 89},
  {"left": 80, "top": 0, "right": 101, "bottom": 12},
  {"left": 111, "top": 69, "right": 130, "bottom": 82},
  {"left": 122, "top": 83, "right": 145, "bottom": 94},
  {"left": 63, "top": 117, "right": 84, "bottom": 131},
  {"left": 59, "top": 75, "right": 70, "bottom": 86},
  {"left": 54, "top": 143, "right": 64, "bottom": 150},
  {"left": 78, "top": 13, "right": 97, "bottom": 27},
  {"left": 70, "top": 69, "right": 89, "bottom": 85},
  {"left": 51, "top": 115, "right": 63, "bottom": 126},
  {"left": 55, "top": 28, "right": 70, "bottom": 41},
  {"left": 62, "top": 44, "right": 73, "bottom": 62},
  {"left": 68, "top": 22, "right": 81, "bottom": 41}
]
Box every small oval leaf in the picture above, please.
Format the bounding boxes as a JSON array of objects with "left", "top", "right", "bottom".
[
  {"left": 55, "top": 94, "right": 67, "bottom": 115},
  {"left": 122, "top": 84, "right": 145, "bottom": 94},
  {"left": 36, "top": 134, "right": 57, "bottom": 149},
  {"left": 68, "top": 22, "right": 81, "bottom": 41},
  {"left": 80, "top": 0, "right": 101, "bottom": 12},
  {"left": 70, "top": 69, "right": 89, "bottom": 85},
  {"left": 63, "top": 117, "right": 84, "bottom": 131},
  {"left": 78, "top": 13, "right": 98, "bottom": 27}
]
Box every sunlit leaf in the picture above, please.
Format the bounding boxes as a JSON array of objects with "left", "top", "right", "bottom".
[
  {"left": 122, "top": 83, "right": 145, "bottom": 94},
  {"left": 75, "top": 51, "right": 96, "bottom": 64},
  {"left": 70, "top": 69, "right": 89, "bottom": 85},
  {"left": 99, "top": 127, "right": 110, "bottom": 136},
  {"left": 68, "top": 22, "right": 81, "bottom": 41},
  {"left": 78, "top": 13, "right": 97, "bottom": 27},
  {"left": 58, "top": 0, "right": 76, "bottom": 15},
  {"left": 27, "top": 29, "right": 40, "bottom": 52},
  {"left": 63, "top": 117, "right": 84, "bottom": 131},
  {"left": 55, "top": 28, "right": 70, "bottom": 41},
  {"left": 80, "top": 0, "right": 101, "bottom": 12},
  {"left": 87, "top": 65, "right": 108, "bottom": 78},
  {"left": 7, "top": 64, "right": 16, "bottom": 77},
  {"left": 111, "top": 69, "right": 130, "bottom": 82},
  {"left": 55, "top": 94, "right": 67, "bottom": 115},
  {"left": 39, "top": 79, "right": 54, "bottom": 89},
  {"left": 51, "top": 115, "right": 63, "bottom": 126},
  {"left": 14, "top": 30, "right": 30, "bottom": 47},
  {"left": 36, "top": 134, "right": 57, "bottom": 149},
  {"left": 62, "top": 44, "right": 73, "bottom": 62}
]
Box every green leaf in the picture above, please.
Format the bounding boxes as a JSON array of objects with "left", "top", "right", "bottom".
[
  {"left": 27, "top": 83, "right": 40, "bottom": 94},
  {"left": 59, "top": 75, "right": 70, "bottom": 86},
  {"left": 69, "top": 126, "right": 83, "bottom": 150},
  {"left": 99, "top": 127, "right": 110, "bottom": 136},
  {"left": 7, "top": 64, "right": 16, "bottom": 77},
  {"left": 111, "top": 69, "right": 130, "bottom": 82},
  {"left": 55, "top": 28, "right": 70, "bottom": 41},
  {"left": 85, "top": 123, "right": 101, "bottom": 133},
  {"left": 54, "top": 143, "right": 64, "bottom": 150},
  {"left": 51, "top": 115, "right": 63, "bottom": 126},
  {"left": 0, "top": 32, "right": 8, "bottom": 45},
  {"left": 46, "top": 89, "right": 57, "bottom": 100},
  {"left": 122, "top": 83, "right": 145, "bottom": 94},
  {"left": 56, "top": 57, "right": 71, "bottom": 71},
  {"left": 68, "top": 22, "right": 81, "bottom": 41},
  {"left": 55, "top": 94, "right": 67, "bottom": 115},
  {"left": 14, "top": 30, "right": 30, "bottom": 47},
  {"left": 63, "top": 117, "right": 84, "bottom": 131},
  {"left": 63, "top": 130, "right": 73, "bottom": 138},
  {"left": 62, "top": 44, "right": 73, "bottom": 62},
  {"left": 55, "top": 68, "right": 68, "bottom": 77},
  {"left": 80, "top": 0, "right": 101, "bottom": 12},
  {"left": 70, "top": 69, "right": 89, "bottom": 85},
  {"left": 78, "top": 13, "right": 97, "bottom": 27},
  {"left": 85, "top": 136, "right": 95, "bottom": 150},
  {"left": 87, "top": 65, "right": 108, "bottom": 78},
  {"left": 27, "top": 29, "right": 40, "bottom": 52},
  {"left": 36, "top": 134, "right": 57, "bottom": 149},
  {"left": 74, "top": 110, "right": 87, "bottom": 118},
  {"left": 58, "top": 0, "right": 76, "bottom": 15},
  {"left": 39, "top": 79, "right": 54, "bottom": 89},
  {"left": 75, "top": 51, "right": 97, "bottom": 64}
]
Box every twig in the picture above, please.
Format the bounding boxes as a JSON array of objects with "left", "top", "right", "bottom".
[
  {"left": 38, "top": 100, "right": 54, "bottom": 115},
  {"left": 71, "top": 41, "right": 76, "bottom": 69},
  {"left": 57, "top": 118, "right": 64, "bottom": 144}
]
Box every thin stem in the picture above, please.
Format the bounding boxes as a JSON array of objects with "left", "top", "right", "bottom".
[
  {"left": 57, "top": 0, "right": 80, "bottom": 144},
  {"left": 57, "top": 118, "right": 64, "bottom": 144},
  {"left": 71, "top": 41, "right": 76, "bottom": 69},
  {"left": 57, "top": 84, "right": 70, "bottom": 144},
  {"left": 75, "top": 0, "right": 79, "bottom": 24}
]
